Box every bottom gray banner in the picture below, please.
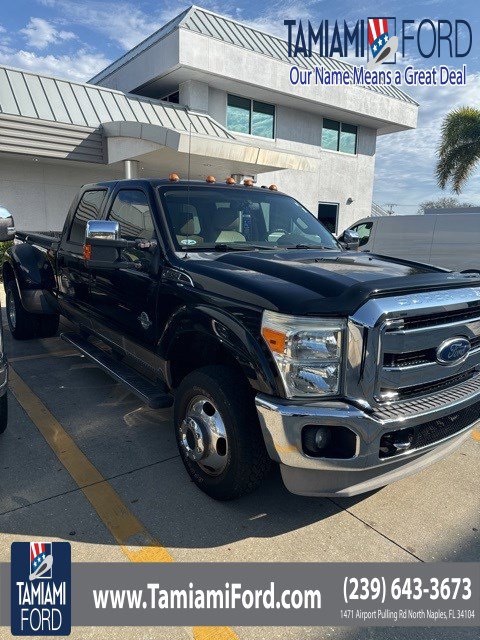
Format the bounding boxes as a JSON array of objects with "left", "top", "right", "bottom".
[{"left": 1, "top": 562, "right": 479, "bottom": 628}]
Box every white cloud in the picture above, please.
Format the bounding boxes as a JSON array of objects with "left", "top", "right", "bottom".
[
  {"left": 20, "top": 17, "right": 76, "bottom": 49},
  {"left": 38, "top": 0, "right": 167, "bottom": 50},
  {"left": 0, "top": 46, "right": 111, "bottom": 82},
  {"left": 374, "top": 71, "right": 480, "bottom": 212}
]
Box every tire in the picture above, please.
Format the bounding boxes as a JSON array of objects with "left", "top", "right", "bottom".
[
  {"left": 5, "top": 280, "right": 59, "bottom": 340},
  {"left": 0, "top": 394, "right": 7, "bottom": 434},
  {"left": 174, "top": 365, "right": 272, "bottom": 500}
]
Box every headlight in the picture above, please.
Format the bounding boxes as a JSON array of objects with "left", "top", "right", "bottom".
[{"left": 261, "top": 310, "right": 346, "bottom": 398}]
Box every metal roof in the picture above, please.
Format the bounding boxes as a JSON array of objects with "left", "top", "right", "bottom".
[
  {"left": 0, "top": 64, "right": 234, "bottom": 139},
  {"left": 90, "top": 5, "right": 417, "bottom": 106}
]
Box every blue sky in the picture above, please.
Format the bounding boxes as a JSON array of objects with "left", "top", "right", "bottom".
[{"left": 0, "top": 0, "right": 479, "bottom": 213}]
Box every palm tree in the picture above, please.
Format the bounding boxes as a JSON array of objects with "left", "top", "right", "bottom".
[{"left": 436, "top": 107, "right": 480, "bottom": 193}]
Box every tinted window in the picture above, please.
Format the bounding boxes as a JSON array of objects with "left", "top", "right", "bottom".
[
  {"left": 322, "top": 119, "right": 357, "bottom": 154},
  {"left": 252, "top": 101, "right": 275, "bottom": 138},
  {"left": 107, "top": 190, "right": 156, "bottom": 270},
  {"left": 68, "top": 190, "right": 105, "bottom": 244},
  {"left": 108, "top": 190, "right": 154, "bottom": 240},
  {"left": 352, "top": 222, "right": 373, "bottom": 246},
  {"left": 227, "top": 94, "right": 275, "bottom": 138},
  {"left": 159, "top": 187, "right": 339, "bottom": 251},
  {"left": 227, "top": 95, "right": 250, "bottom": 134},
  {"left": 339, "top": 123, "right": 357, "bottom": 154},
  {"left": 321, "top": 119, "right": 340, "bottom": 151}
]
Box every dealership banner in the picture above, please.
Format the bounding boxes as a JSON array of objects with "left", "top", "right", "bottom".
[{"left": 1, "top": 562, "right": 478, "bottom": 631}]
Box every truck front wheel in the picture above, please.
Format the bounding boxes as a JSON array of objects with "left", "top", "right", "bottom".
[{"left": 174, "top": 366, "right": 272, "bottom": 500}]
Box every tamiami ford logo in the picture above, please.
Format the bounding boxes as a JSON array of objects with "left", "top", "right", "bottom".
[
  {"left": 285, "top": 16, "right": 471, "bottom": 88},
  {"left": 11, "top": 542, "right": 71, "bottom": 636}
]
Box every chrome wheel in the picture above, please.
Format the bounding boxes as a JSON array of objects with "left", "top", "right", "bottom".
[
  {"left": 7, "top": 292, "right": 16, "bottom": 330},
  {"left": 179, "top": 395, "right": 228, "bottom": 475}
]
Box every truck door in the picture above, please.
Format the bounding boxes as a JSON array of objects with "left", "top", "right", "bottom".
[
  {"left": 88, "top": 186, "right": 160, "bottom": 366},
  {"left": 56, "top": 188, "right": 107, "bottom": 327}
]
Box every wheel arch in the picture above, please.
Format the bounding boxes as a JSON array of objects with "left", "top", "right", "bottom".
[{"left": 160, "top": 305, "right": 280, "bottom": 395}]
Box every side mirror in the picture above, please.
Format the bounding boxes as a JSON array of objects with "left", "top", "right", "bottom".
[
  {"left": 86, "top": 219, "right": 119, "bottom": 241},
  {"left": 0, "top": 206, "right": 15, "bottom": 242},
  {"left": 342, "top": 229, "right": 360, "bottom": 251},
  {"left": 84, "top": 220, "right": 126, "bottom": 269}
]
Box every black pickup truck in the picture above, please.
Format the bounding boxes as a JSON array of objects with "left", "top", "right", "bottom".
[{"left": 4, "top": 178, "right": 480, "bottom": 500}]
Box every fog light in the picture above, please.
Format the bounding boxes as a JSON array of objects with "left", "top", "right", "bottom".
[
  {"left": 302, "top": 425, "right": 357, "bottom": 459},
  {"left": 302, "top": 426, "right": 332, "bottom": 456}
]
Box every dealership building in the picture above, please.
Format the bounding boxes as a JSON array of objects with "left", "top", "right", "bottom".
[{"left": 0, "top": 5, "right": 418, "bottom": 233}]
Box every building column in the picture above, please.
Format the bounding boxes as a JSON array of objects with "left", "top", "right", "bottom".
[
  {"left": 124, "top": 159, "right": 139, "bottom": 179},
  {"left": 179, "top": 80, "right": 209, "bottom": 112}
]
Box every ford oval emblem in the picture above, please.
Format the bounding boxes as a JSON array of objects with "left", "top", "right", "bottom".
[{"left": 436, "top": 337, "right": 471, "bottom": 365}]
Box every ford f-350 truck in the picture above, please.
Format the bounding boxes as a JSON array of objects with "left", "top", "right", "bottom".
[{"left": 3, "top": 178, "right": 480, "bottom": 500}]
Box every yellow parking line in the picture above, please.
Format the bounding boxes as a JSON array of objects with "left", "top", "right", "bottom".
[
  {"left": 472, "top": 429, "right": 480, "bottom": 442},
  {"left": 8, "top": 365, "right": 238, "bottom": 640}
]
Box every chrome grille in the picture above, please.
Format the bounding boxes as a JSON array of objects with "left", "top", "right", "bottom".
[{"left": 347, "top": 286, "right": 480, "bottom": 413}]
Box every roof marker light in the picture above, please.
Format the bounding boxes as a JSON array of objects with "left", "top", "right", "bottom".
[
  {"left": 206, "top": 175, "right": 216, "bottom": 183},
  {"left": 169, "top": 173, "right": 180, "bottom": 182},
  {"left": 244, "top": 178, "right": 254, "bottom": 187},
  {"left": 269, "top": 184, "right": 278, "bottom": 191},
  {"left": 225, "top": 177, "right": 235, "bottom": 184}
]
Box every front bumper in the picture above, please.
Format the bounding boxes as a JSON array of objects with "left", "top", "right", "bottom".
[{"left": 255, "top": 391, "right": 478, "bottom": 497}]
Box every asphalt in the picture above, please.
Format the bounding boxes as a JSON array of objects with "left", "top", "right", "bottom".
[{"left": 0, "top": 309, "right": 478, "bottom": 640}]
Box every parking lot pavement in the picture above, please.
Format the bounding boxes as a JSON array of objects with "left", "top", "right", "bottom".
[{"left": 0, "top": 319, "right": 479, "bottom": 640}]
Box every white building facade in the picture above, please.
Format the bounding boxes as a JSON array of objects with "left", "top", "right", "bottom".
[{"left": 0, "top": 6, "right": 418, "bottom": 233}]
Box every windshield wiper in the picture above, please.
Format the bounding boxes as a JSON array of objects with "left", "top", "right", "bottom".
[
  {"left": 214, "top": 243, "right": 276, "bottom": 252},
  {"left": 286, "top": 244, "right": 336, "bottom": 250}
]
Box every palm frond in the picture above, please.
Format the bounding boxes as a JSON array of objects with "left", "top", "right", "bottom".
[{"left": 436, "top": 107, "right": 480, "bottom": 192}]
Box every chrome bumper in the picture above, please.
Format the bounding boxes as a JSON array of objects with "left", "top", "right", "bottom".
[{"left": 255, "top": 391, "right": 478, "bottom": 497}]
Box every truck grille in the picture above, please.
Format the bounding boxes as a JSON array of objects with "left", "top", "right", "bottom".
[
  {"left": 379, "top": 398, "right": 480, "bottom": 458},
  {"left": 348, "top": 287, "right": 480, "bottom": 415},
  {"left": 394, "top": 306, "right": 480, "bottom": 331},
  {"left": 383, "top": 335, "right": 480, "bottom": 368}
]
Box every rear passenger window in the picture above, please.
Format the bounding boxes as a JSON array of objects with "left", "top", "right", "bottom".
[{"left": 68, "top": 190, "right": 105, "bottom": 244}]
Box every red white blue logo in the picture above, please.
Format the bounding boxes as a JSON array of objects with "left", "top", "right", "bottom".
[
  {"left": 367, "top": 18, "right": 399, "bottom": 67},
  {"left": 29, "top": 542, "right": 53, "bottom": 581}
]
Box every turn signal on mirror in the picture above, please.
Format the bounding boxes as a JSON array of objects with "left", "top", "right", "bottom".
[{"left": 83, "top": 244, "right": 91, "bottom": 260}]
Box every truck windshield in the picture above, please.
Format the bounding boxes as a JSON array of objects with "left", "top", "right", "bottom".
[{"left": 158, "top": 186, "right": 340, "bottom": 251}]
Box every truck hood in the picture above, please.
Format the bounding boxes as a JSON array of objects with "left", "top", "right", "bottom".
[{"left": 181, "top": 249, "right": 480, "bottom": 315}]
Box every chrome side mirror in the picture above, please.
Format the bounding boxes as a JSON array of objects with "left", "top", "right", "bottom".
[
  {"left": 0, "top": 206, "right": 15, "bottom": 242},
  {"left": 86, "top": 220, "right": 119, "bottom": 241},
  {"left": 343, "top": 229, "right": 360, "bottom": 251}
]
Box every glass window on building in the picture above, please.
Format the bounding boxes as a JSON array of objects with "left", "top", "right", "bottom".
[
  {"left": 321, "top": 119, "right": 340, "bottom": 151},
  {"left": 322, "top": 119, "right": 357, "bottom": 154},
  {"left": 252, "top": 101, "right": 275, "bottom": 138},
  {"left": 227, "top": 95, "right": 251, "bottom": 134},
  {"left": 227, "top": 95, "right": 275, "bottom": 138},
  {"left": 161, "top": 91, "right": 179, "bottom": 104},
  {"left": 339, "top": 123, "right": 357, "bottom": 154}
]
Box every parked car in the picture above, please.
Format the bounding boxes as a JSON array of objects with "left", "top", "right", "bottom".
[
  {"left": 341, "top": 213, "right": 480, "bottom": 272},
  {"left": 0, "top": 206, "right": 12, "bottom": 435},
  {"left": 3, "top": 178, "right": 480, "bottom": 500}
]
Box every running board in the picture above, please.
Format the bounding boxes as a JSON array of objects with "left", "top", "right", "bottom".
[{"left": 61, "top": 332, "right": 173, "bottom": 409}]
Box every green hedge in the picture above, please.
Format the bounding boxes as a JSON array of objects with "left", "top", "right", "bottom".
[{"left": 0, "top": 241, "right": 13, "bottom": 280}]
